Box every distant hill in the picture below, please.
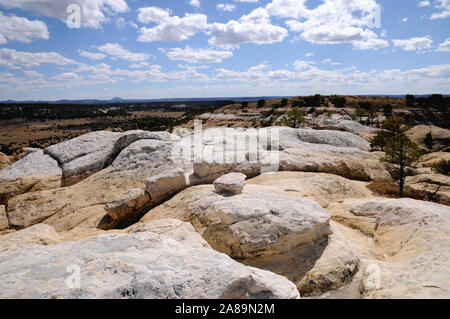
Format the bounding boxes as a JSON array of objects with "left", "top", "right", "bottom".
[{"left": 1, "top": 95, "right": 448, "bottom": 105}]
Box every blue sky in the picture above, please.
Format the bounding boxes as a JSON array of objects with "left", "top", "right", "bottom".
[{"left": 0, "top": 0, "right": 449, "bottom": 100}]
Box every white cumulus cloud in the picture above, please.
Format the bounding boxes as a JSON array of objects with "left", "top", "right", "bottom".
[
  {"left": 0, "top": 0, "right": 129, "bottom": 28},
  {"left": 164, "top": 46, "right": 233, "bottom": 63},
  {"left": 0, "top": 48, "right": 76, "bottom": 68},
  {"left": 97, "top": 43, "right": 150, "bottom": 62},
  {"left": 78, "top": 50, "right": 106, "bottom": 60},
  {"left": 0, "top": 11, "right": 49, "bottom": 44},
  {"left": 189, "top": 0, "right": 200, "bottom": 8},
  {"left": 209, "top": 7, "right": 288, "bottom": 49},
  {"left": 392, "top": 36, "right": 433, "bottom": 51},
  {"left": 283, "top": 0, "right": 388, "bottom": 50},
  {"left": 137, "top": 6, "right": 208, "bottom": 42},
  {"left": 437, "top": 38, "right": 450, "bottom": 52},
  {"left": 217, "top": 3, "right": 236, "bottom": 12},
  {"left": 431, "top": 0, "right": 450, "bottom": 19}
]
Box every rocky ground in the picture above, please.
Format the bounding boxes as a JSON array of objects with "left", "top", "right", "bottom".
[{"left": 0, "top": 122, "right": 448, "bottom": 299}]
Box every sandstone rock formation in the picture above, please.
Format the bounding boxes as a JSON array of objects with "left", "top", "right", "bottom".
[
  {"left": 1, "top": 126, "right": 449, "bottom": 299},
  {"left": 296, "top": 221, "right": 361, "bottom": 297},
  {"left": 246, "top": 172, "right": 373, "bottom": 208},
  {"left": 45, "top": 130, "right": 179, "bottom": 186},
  {"left": 418, "top": 152, "right": 450, "bottom": 168},
  {"left": 0, "top": 223, "right": 61, "bottom": 254},
  {"left": 3, "top": 133, "right": 185, "bottom": 231},
  {"left": 312, "top": 114, "right": 379, "bottom": 137},
  {"left": 405, "top": 173, "right": 450, "bottom": 205},
  {"left": 0, "top": 205, "right": 8, "bottom": 231},
  {"left": 105, "top": 189, "right": 150, "bottom": 222},
  {"left": 328, "top": 198, "right": 450, "bottom": 298},
  {"left": 142, "top": 186, "right": 332, "bottom": 287},
  {"left": 145, "top": 168, "right": 187, "bottom": 204},
  {"left": 0, "top": 219, "right": 299, "bottom": 299},
  {"left": 213, "top": 172, "right": 246, "bottom": 195},
  {"left": 406, "top": 125, "right": 450, "bottom": 152},
  {"left": 0, "top": 150, "right": 62, "bottom": 205},
  {"left": 0, "top": 152, "right": 13, "bottom": 170},
  {"left": 192, "top": 145, "right": 390, "bottom": 184}
]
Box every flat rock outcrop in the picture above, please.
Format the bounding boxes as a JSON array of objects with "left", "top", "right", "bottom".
[
  {"left": 193, "top": 145, "right": 389, "bottom": 184},
  {"left": 246, "top": 172, "right": 373, "bottom": 208},
  {"left": 0, "top": 150, "right": 62, "bottom": 205},
  {"left": 0, "top": 223, "right": 61, "bottom": 254},
  {"left": 0, "top": 219, "right": 299, "bottom": 299},
  {"left": 279, "top": 148, "right": 390, "bottom": 182},
  {"left": 328, "top": 198, "right": 450, "bottom": 298}
]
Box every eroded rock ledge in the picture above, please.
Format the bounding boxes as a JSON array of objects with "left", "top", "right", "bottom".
[
  {"left": 0, "top": 219, "right": 299, "bottom": 299},
  {"left": 0, "top": 127, "right": 449, "bottom": 299}
]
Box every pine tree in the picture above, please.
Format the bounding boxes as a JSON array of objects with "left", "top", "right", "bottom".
[
  {"left": 283, "top": 109, "right": 305, "bottom": 128},
  {"left": 381, "top": 133, "right": 421, "bottom": 197}
]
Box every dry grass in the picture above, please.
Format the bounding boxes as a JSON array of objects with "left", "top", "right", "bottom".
[{"left": 367, "top": 180, "right": 432, "bottom": 201}]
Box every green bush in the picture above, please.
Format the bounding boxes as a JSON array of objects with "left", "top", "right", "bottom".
[{"left": 330, "top": 95, "right": 346, "bottom": 108}]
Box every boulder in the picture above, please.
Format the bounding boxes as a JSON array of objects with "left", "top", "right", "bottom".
[
  {"left": 327, "top": 198, "right": 450, "bottom": 298},
  {"left": 0, "top": 150, "right": 62, "bottom": 205},
  {"left": 0, "top": 205, "right": 8, "bottom": 231},
  {"left": 0, "top": 220, "right": 299, "bottom": 299},
  {"left": 0, "top": 223, "right": 61, "bottom": 254},
  {"left": 105, "top": 189, "right": 150, "bottom": 222},
  {"left": 145, "top": 168, "right": 187, "bottom": 203},
  {"left": 213, "top": 173, "right": 246, "bottom": 195},
  {"left": 142, "top": 187, "right": 331, "bottom": 284}
]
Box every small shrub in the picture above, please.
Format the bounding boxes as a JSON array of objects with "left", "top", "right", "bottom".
[
  {"left": 424, "top": 132, "right": 433, "bottom": 151},
  {"left": 257, "top": 99, "right": 266, "bottom": 108},
  {"left": 432, "top": 160, "right": 450, "bottom": 176}
]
